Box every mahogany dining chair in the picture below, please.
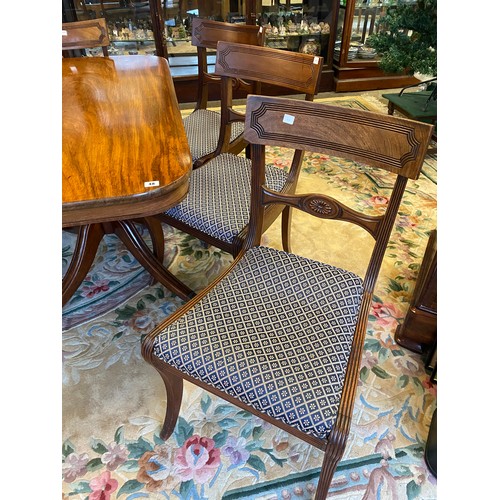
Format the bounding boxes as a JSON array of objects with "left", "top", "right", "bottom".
[
  {"left": 159, "top": 41, "right": 323, "bottom": 257},
  {"left": 181, "top": 18, "right": 265, "bottom": 168},
  {"left": 143, "top": 95, "right": 434, "bottom": 499}
]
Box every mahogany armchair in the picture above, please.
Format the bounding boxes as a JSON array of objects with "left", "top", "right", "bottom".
[
  {"left": 143, "top": 95, "right": 433, "bottom": 498},
  {"left": 183, "top": 18, "right": 265, "bottom": 169},
  {"left": 159, "top": 41, "right": 323, "bottom": 257}
]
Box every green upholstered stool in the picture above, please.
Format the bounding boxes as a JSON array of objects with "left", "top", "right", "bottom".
[
  {"left": 382, "top": 78, "right": 437, "bottom": 152},
  {"left": 382, "top": 79, "right": 436, "bottom": 124}
]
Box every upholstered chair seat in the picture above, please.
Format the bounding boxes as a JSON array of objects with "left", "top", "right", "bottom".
[
  {"left": 165, "top": 153, "right": 288, "bottom": 244},
  {"left": 183, "top": 110, "right": 245, "bottom": 164},
  {"left": 153, "top": 245, "right": 364, "bottom": 439}
]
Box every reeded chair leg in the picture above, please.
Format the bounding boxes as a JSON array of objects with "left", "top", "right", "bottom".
[
  {"left": 158, "top": 370, "right": 184, "bottom": 441},
  {"left": 315, "top": 455, "right": 341, "bottom": 500}
]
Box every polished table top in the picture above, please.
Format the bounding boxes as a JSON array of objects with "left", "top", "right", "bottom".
[
  {"left": 62, "top": 55, "right": 194, "bottom": 304},
  {"left": 62, "top": 55, "right": 192, "bottom": 227}
]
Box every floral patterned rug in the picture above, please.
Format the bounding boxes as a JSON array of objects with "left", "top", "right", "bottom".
[{"left": 62, "top": 94, "right": 437, "bottom": 499}]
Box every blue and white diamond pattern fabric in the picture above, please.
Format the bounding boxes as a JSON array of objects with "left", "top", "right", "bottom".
[
  {"left": 153, "top": 246, "right": 364, "bottom": 440},
  {"left": 183, "top": 110, "right": 245, "bottom": 162},
  {"left": 164, "top": 153, "right": 288, "bottom": 244}
]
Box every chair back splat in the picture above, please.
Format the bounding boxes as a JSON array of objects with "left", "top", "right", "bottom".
[
  {"left": 62, "top": 18, "right": 110, "bottom": 57},
  {"left": 159, "top": 41, "right": 323, "bottom": 257},
  {"left": 184, "top": 18, "right": 265, "bottom": 168},
  {"left": 143, "top": 96, "right": 433, "bottom": 499}
]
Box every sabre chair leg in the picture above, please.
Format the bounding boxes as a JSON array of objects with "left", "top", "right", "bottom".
[
  {"left": 158, "top": 370, "right": 184, "bottom": 441},
  {"left": 281, "top": 206, "right": 293, "bottom": 253}
]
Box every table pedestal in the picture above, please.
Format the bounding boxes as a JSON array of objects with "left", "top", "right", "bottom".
[{"left": 62, "top": 217, "right": 195, "bottom": 305}]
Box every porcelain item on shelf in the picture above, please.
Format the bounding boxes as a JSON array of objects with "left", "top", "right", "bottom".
[
  {"left": 347, "top": 46, "right": 358, "bottom": 60},
  {"left": 299, "top": 38, "right": 320, "bottom": 55},
  {"left": 357, "top": 46, "right": 377, "bottom": 59}
]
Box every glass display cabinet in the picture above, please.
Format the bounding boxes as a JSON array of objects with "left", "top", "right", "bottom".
[
  {"left": 62, "top": 1, "right": 337, "bottom": 58},
  {"left": 256, "top": 0, "right": 333, "bottom": 61},
  {"left": 62, "top": 0, "right": 419, "bottom": 99},
  {"left": 331, "top": 0, "right": 418, "bottom": 91},
  {"left": 161, "top": 0, "right": 336, "bottom": 67}
]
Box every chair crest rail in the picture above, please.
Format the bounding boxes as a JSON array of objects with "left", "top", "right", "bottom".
[
  {"left": 245, "top": 97, "right": 432, "bottom": 179},
  {"left": 62, "top": 18, "right": 110, "bottom": 54},
  {"left": 192, "top": 19, "right": 264, "bottom": 49},
  {"left": 215, "top": 42, "right": 323, "bottom": 96}
]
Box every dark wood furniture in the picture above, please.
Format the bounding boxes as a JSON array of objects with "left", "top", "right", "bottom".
[
  {"left": 331, "top": 0, "right": 419, "bottom": 92},
  {"left": 62, "top": 0, "right": 421, "bottom": 103},
  {"left": 182, "top": 18, "right": 264, "bottom": 168},
  {"left": 158, "top": 41, "right": 323, "bottom": 257},
  {"left": 62, "top": 17, "right": 110, "bottom": 56},
  {"left": 62, "top": 55, "right": 193, "bottom": 305},
  {"left": 142, "top": 95, "right": 433, "bottom": 500},
  {"left": 395, "top": 229, "right": 437, "bottom": 354}
]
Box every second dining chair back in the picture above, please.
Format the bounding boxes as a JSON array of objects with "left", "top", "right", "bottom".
[
  {"left": 184, "top": 18, "right": 265, "bottom": 168},
  {"left": 159, "top": 41, "right": 323, "bottom": 257}
]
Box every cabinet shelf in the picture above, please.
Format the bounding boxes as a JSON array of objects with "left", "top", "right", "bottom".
[{"left": 110, "top": 37, "right": 155, "bottom": 42}]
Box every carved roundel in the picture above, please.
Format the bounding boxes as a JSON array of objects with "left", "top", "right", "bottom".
[{"left": 304, "top": 195, "right": 340, "bottom": 218}]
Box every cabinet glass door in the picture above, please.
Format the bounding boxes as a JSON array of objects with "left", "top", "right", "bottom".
[
  {"left": 256, "top": 0, "right": 332, "bottom": 60},
  {"left": 334, "top": 0, "right": 396, "bottom": 66},
  {"left": 160, "top": 0, "right": 252, "bottom": 76},
  {"left": 161, "top": 0, "right": 249, "bottom": 59}
]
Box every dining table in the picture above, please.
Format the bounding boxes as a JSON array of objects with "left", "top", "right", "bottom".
[{"left": 62, "top": 55, "right": 194, "bottom": 305}]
